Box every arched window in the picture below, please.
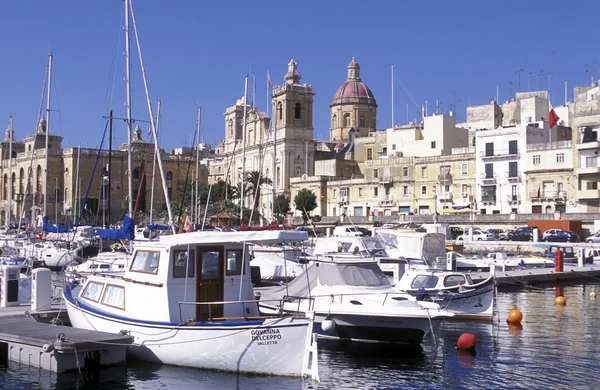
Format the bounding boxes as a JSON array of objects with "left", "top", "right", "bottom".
[
  {"left": 3, "top": 174, "right": 7, "bottom": 200},
  {"left": 19, "top": 168, "right": 24, "bottom": 195},
  {"left": 344, "top": 113, "right": 351, "bottom": 127},
  {"left": 27, "top": 168, "right": 32, "bottom": 195},
  {"left": 472, "top": 136, "right": 476, "bottom": 146},
  {"left": 132, "top": 169, "right": 140, "bottom": 179},
  {"left": 228, "top": 119, "right": 233, "bottom": 136},
  {"left": 55, "top": 188, "right": 61, "bottom": 203},
  {"left": 276, "top": 167, "right": 281, "bottom": 188},
  {"left": 332, "top": 114, "right": 337, "bottom": 128},
  {"left": 294, "top": 103, "right": 302, "bottom": 119},
  {"left": 11, "top": 173, "right": 16, "bottom": 200},
  {"left": 36, "top": 165, "right": 42, "bottom": 192},
  {"left": 277, "top": 102, "right": 283, "bottom": 121},
  {"left": 166, "top": 171, "right": 173, "bottom": 180}
]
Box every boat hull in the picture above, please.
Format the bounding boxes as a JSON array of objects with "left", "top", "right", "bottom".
[{"left": 64, "top": 289, "right": 313, "bottom": 377}]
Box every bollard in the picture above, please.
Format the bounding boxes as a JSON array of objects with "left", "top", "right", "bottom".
[
  {"left": 31, "top": 268, "right": 53, "bottom": 312},
  {"left": 446, "top": 251, "right": 457, "bottom": 271},
  {"left": 1, "top": 266, "right": 20, "bottom": 307},
  {"left": 533, "top": 228, "right": 540, "bottom": 242},
  {"left": 555, "top": 249, "right": 564, "bottom": 272}
]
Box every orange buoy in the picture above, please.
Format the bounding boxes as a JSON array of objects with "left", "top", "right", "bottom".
[
  {"left": 507, "top": 309, "right": 523, "bottom": 324},
  {"left": 508, "top": 304, "right": 516, "bottom": 311},
  {"left": 555, "top": 296, "right": 566, "bottom": 305},
  {"left": 456, "top": 333, "right": 477, "bottom": 351}
]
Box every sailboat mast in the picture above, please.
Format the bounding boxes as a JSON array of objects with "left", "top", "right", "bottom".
[
  {"left": 128, "top": 0, "right": 175, "bottom": 232},
  {"left": 271, "top": 99, "right": 276, "bottom": 223},
  {"left": 44, "top": 54, "right": 53, "bottom": 220},
  {"left": 149, "top": 99, "right": 161, "bottom": 225},
  {"left": 240, "top": 77, "right": 249, "bottom": 223},
  {"left": 107, "top": 109, "right": 113, "bottom": 227},
  {"left": 74, "top": 144, "right": 80, "bottom": 224},
  {"left": 125, "top": 0, "right": 134, "bottom": 218},
  {"left": 194, "top": 105, "right": 201, "bottom": 225},
  {"left": 391, "top": 65, "right": 394, "bottom": 128},
  {"left": 7, "top": 116, "right": 13, "bottom": 227}
]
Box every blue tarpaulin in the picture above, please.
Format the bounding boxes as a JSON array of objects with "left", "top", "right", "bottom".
[
  {"left": 452, "top": 205, "right": 471, "bottom": 210},
  {"left": 42, "top": 216, "right": 69, "bottom": 233},
  {"left": 91, "top": 215, "right": 135, "bottom": 240},
  {"left": 147, "top": 224, "right": 172, "bottom": 231}
]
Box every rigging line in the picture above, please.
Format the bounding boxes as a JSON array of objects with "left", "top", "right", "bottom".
[
  {"left": 103, "top": 4, "right": 124, "bottom": 111},
  {"left": 51, "top": 74, "right": 63, "bottom": 134},
  {"left": 37, "top": 61, "right": 49, "bottom": 125},
  {"left": 176, "top": 127, "right": 198, "bottom": 225},
  {"left": 393, "top": 72, "right": 421, "bottom": 110},
  {"left": 78, "top": 119, "right": 109, "bottom": 224}
]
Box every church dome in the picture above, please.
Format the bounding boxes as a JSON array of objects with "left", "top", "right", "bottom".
[{"left": 330, "top": 58, "right": 377, "bottom": 107}]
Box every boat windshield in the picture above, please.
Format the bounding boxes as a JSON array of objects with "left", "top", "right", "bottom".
[
  {"left": 319, "top": 262, "right": 391, "bottom": 287},
  {"left": 361, "top": 238, "right": 388, "bottom": 257}
]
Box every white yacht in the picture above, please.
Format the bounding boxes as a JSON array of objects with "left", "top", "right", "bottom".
[{"left": 64, "top": 230, "right": 319, "bottom": 378}]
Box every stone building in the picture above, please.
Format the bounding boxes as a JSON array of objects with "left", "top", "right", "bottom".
[{"left": 0, "top": 117, "right": 208, "bottom": 227}]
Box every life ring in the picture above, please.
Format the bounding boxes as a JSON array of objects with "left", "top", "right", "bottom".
[{"left": 111, "top": 243, "right": 123, "bottom": 251}]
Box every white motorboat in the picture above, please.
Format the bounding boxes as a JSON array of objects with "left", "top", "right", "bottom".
[
  {"left": 447, "top": 251, "right": 554, "bottom": 272},
  {"left": 394, "top": 268, "right": 496, "bottom": 322},
  {"left": 64, "top": 230, "right": 319, "bottom": 378},
  {"left": 258, "top": 255, "right": 455, "bottom": 345},
  {"left": 250, "top": 245, "right": 307, "bottom": 283}
]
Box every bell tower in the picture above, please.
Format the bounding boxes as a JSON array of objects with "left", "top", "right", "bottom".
[{"left": 271, "top": 59, "right": 315, "bottom": 141}]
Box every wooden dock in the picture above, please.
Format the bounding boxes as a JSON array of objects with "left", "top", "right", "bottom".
[
  {"left": 471, "top": 264, "right": 600, "bottom": 289},
  {"left": 0, "top": 311, "right": 133, "bottom": 372}
]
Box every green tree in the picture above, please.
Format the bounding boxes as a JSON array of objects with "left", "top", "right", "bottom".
[
  {"left": 273, "top": 194, "right": 290, "bottom": 224},
  {"left": 293, "top": 189, "right": 317, "bottom": 226},
  {"left": 244, "top": 170, "right": 273, "bottom": 211}
]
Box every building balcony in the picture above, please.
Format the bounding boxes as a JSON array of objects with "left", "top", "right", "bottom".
[
  {"left": 505, "top": 171, "right": 521, "bottom": 182},
  {"left": 481, "top": 196, "right": 496, "bottom": 204},
  {"left": 576, "top": 163, "right": 600, "bottom": 175},
  {"left": 437, "top": 191, "right": 453, "bottom": 202},
  {"left": 506, "top": 194, "right": 522, "bottom": 204},
  {"left": 576, "top": 140, "right": 600, "bottom": 151},
  {"left": 529, "top": 191, "right": 566, "bottom": 202},
  {"left": 480, "top": 148, "right": 519, "bottom": 160},
  {"left": 577, "top": 189, "right": 600, "bottom": 199},
  {"left": 479, "top": 173, "right": 497, "bottom": 183},
  {"left": 437, "top": 173, "right": 453, "bottom": 183},
  {"left": 379, "top": 176, "right": 393, "bottom": 184}
]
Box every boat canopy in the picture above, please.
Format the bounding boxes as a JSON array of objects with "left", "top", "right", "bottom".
[
  {"left": 91, "top": 215, "right": 135, "bottom": 240},
  {"left": 42, "top": 216, "right": 69, "bottom": 233}
]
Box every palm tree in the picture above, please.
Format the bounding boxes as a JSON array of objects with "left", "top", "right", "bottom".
[{"left": 244, "top": 170, "right": 272, "bottom": 211}]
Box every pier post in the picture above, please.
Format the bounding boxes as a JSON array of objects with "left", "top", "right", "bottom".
[
  {"left": 31, "top": 268, "right": 53, "bottom": 312},
  {"left": 555, "top": 249, "right": 564, "bottom": 273},
  {"left": 577, "top": 248, "right": 585, "bottom": 267},
  {"left": 0, "top": 266, "right": 20, "bottom": 307}
]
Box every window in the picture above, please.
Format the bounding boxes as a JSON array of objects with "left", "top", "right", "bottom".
[
  {"left": 332, "top": 114, "right": 337, "bottom": 128},
  {"left": 228, "top": 119, "right": 233, "bottom": 136},
  {"left": 492, "top": 210, "right": 500, "bottom": 214},
  {"left": 373, "top": 169, "right": 379, "bottom": 178},
  {"left": 508, "top": 161, "right": 518, "bottom": 177},
  {"left": 358, "top": 188, "right": 363, "bottom": 197},
  {"left": 173, "top": 249, "right": 195, "bottom": 278},
  {"left": 201, "top": 251, "right": 220, "bottom": 279},
  {"left": 485, "top": 142, "right": 494, "bottom": 157},
  {"left": 101, "top": 284, "right": 125, "bottom": 310},
  {"left": 508, "top": 140, "right": 518, "bottom": 155},
  {"left": 485, "top": 163, "right": 493, "bottom": 179},
  {"left": 382, "top": 147, "right": 387, "bottom": 154},
  {"left": 294, "top": 103, "right": 301, "bottom": 119},
  {"left": 166, "top": 171, "right": 173, "bottom": 180},
  {"left": 344, "top": 113, "right": 351, "bottom": 127},
  {"left": 421, "top": 185, "right": 427, "bottom": 195},
  {"left": 359, "top": 116, "right": 365, "bottom": 127},
  {"left": 130, "top": 250, "right": 160, "bottom": 274},
  {"left": 481, "top": 185, "right": 496, "bottom": 202},
  {"left": 403, "top": 186, "right": 409, "bottom": 196},
  {"left": 556, "top": 153, "right": 565, "bottom": 163},
  {"left": 403, "top": 167, "right": 408, "bottom": 176},
  {"left": 81, "top": 281, "right": 104, "bottom": 302},
  {"left": 533, "top": 155, "right": 541, "bottom": 165},
  {"left": 431, "top": 141, "right": 436, "bottom": 149},
  {"left": 440, "top": 165, "right": 451, "bottom": 175},
  {"left": 367, "top": 148, "right": 373, "bottom": 160},
  {"left": 462, "top": 184, "right": 469, "bottom": 195},
  {"left": 277, "top": 102, "right": 283, "bottom": 120},
  {"left": 461, "top": 163, "right": 468, "bottom": 175},
  {"left": 373, "top": 187, "right": 378, "bottom": 197},
  {"left": 421, "top": 166, "right": 427, "bottom": 178},
  {"left": 167, "top": 187, "right": 172, "bottom": 201},
  {"left": 511, "top": 185, "right": 517, "bottom": 201},
  {"left": 586, "top": 156, "right": 598, "bottom": 168},
  {"left": 392, "top": 144, "right": 396, "bottom": 150},
  {"left": 226, "top": 250, "right": 243, "bottom": 276}
]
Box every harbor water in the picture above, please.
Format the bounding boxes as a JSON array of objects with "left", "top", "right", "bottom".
[{"left": 2, "top": 281, "right": 600, "bottom": 389}]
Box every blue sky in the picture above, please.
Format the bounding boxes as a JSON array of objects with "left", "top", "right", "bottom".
[{"left": 0, "top": 0, "right": 598, "bottom": 151}]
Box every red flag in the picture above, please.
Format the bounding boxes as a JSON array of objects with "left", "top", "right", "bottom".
[
  {"left": 184, "top": 216, "right": 193, "bottom": 233},
  {"left": 549, "top": 108, "right": 560, "bottom": 128}
]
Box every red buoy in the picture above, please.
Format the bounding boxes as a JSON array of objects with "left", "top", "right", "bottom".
[{"left": 456, "top": 333, "right": 477, "bottom": 351}]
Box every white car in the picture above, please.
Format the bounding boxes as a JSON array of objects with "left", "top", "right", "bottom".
[
  {"left": 456, "top": 230, "right": 496, "bottom": 241},
  {"left": 542, "top": 228, "right": 565, "bottom": 240}
]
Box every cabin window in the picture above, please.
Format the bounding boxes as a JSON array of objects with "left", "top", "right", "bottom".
[
  {"left": 173, "top": 249, "right": 195, "bottom": 278},
  {"left": 201, "top": 251, "right": 220, "bottom": 280},
  {"left": 411, "top": 275, "right": 438, "bottom": 289},
  {"left": 81, "top": 281, "right": 104, "bottom": 302},
  {"left": 226, "top": 250, "right": 243, "bottom": 276},
  {"left": 443, "top": 275, "right": 466, "bottom": 287},
  {"left": 101, "top": 284, "right": 125, "bottom": 310},
  {"left": 130, "top": 250, "right": 160, "bottom": 274}
]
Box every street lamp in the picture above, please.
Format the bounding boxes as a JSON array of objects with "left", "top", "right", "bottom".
[{"left": 433, "top": 185, "right": 438, "bottom": 224}]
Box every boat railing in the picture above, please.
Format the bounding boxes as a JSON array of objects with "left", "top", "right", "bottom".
[{"left": 177, "top": 296, "right": 315, "bottom": 323}]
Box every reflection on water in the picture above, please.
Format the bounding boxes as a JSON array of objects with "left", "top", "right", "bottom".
[{"left": 2, "top": 283, "right": 600, "bottom": 389}]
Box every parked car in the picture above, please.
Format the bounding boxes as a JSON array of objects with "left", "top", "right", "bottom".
[
  {"left": 509, "top": 226, "right": 539, "bottom": 241},
  {"left": 498, "top": 230, "right": 513, "bottom": 240},
  {"left": 456, "top": 230, "right": 496, "bottom": 241},
  {"left": 543, "top": 230, "right": 580, "bottom": 243},
  {"left": 542, "top": 228, "right": 565, "bottom": 241},
  {"left": 585, "top": 230, "right": 600, "bottom": 243},
  {"left": 487, "top": 228, "right": 505, "bottom": 240},
  {"left": 333, "top": 226, "right": 371, "bottom": 237},
  {"left": 450, "top": 227, "right": 464, "bottom": 240}
]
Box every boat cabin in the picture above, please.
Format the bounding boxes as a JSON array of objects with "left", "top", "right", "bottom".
[{"left": 78, "top": 230, "right": 308, "bottom": 324}]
